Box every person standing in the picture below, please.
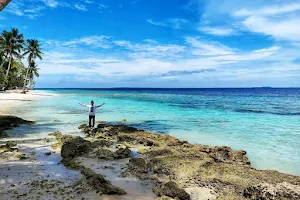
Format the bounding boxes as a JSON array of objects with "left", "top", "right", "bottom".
[{"left": 79, "top": 100, "right": 105, "bottom": 127}]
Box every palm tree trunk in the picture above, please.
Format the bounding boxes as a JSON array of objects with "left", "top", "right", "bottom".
[
  {"left": 27, "top": 80, "right": 31, "bottom": 91},
  {"left": 0, "top": 52, "right": 8, "bottom": 69},
  {"left": 0, "top": 60, "right": 5, "bottom": 69},
  {"left": 23, "top": 66, "right": 30, "bottom": 92},
  {"left": 1, "top": 55, "right": 11, "bottom": 91}
]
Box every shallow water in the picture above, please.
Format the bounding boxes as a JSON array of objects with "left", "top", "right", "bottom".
[
  {"left": 9, "top": 88, "right": 300, "bottom": 176},
  {"left": 76, "top": 157, "right": 157, "bottom": 200}
]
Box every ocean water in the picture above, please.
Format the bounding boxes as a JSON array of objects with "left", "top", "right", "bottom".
[{"left": 10, "top": 88, "right": 300, "bottom": 176}]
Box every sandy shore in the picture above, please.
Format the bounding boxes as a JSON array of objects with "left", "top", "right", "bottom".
[
  {"left": 0, "top": 90, "right": 54, "bottom": 115},
  {"left": 0, "top": 90, "right": 81, "bottom": 199},
  {"left": 0, "top": 90, "right": 78, "bottom": 199}
]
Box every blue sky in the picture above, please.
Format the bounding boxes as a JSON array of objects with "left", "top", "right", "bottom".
[{"left": 1, "top": 0, "right": 300, "bottom": 88}]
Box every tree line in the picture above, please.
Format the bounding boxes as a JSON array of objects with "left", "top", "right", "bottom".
[{"left": 0, "top": 28, "right": 43, "bottom": 92}]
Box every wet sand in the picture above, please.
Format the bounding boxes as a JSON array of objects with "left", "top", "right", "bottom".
[
  {"left": 0, "top": 90, "right": 82, "bottom": 199},
  {"left": 0, "top": 131, "right": 80, "bottom": 199},
  {"left": 76, "top": 157, "right": 157, "bottom": 200}
]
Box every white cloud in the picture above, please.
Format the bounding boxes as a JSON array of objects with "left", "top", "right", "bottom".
[
  {"left": 211, "top": 46, "right": 280, "bottom": 62},
  {"left": 114, "top": 40, "right": 185, "bottom": 59},
  {"left": 83, "top": 0, "right": 94, "bottom": 4},
  {"left": 185, "top": 36, "right": 235, "bottom": 56},
  {"left": 40, "top": 0, "right": 59, "bottom": 8},
  {"left": 74, "top": 4, "right": 87, "bottom": 11},
  {"left": 292, "top": 43, "right": 300, "bottom": 48},
  {"left": 4, "top": 1, "right": 25, "bottom": 16},
  {"left": 132, "top": 0, "right": 140, "bottom": 4},
  {"left": 144, "top": 39, "right": 157, "bottom": 43},
  {"left": 4, "top": 1, "right": 48, "bottom": 18},
  {"left": 243, "top": 16, "right": 300, "bottom": 41},
  {"left": 229, "top": 2, "right": 300, "bottom": 42},
  {"left": 190, "top": 1, "right": 300, "bottom": 42},
  {"left": 39, "top": 34, "right": 292, "bottom": 82},
  {"left": 199, "top": 26, "right": 235, "bottom": 36},
  {"left": 3, "top": 0, "right": 71, "bottom": 18},
  {"left": 99, "top": 4, "right": 109, "bottom": 9},
  {"left": 24, "top": 6, "right": 45, "bottom": 13},
  {"left": 168, "top": 18, "right": 189, "bottom": 29},
  {"left": 63, "top": 35, "right": 111, "bottom": 48},
  {"left": 235, "top": 3, "right": 300, "bottom": 17},
  {"left": 3, "top": 0, "right": 96, "bottom": 18},
  {"left": 146, "top": 19, "right": 167, "bottom": 27},
  {"left": 36, "top": 26, "right": 300, "bottom": 87},
  {"left": 42, "top": 52, "right": 73, "bottom": 60},
  {"left": 146, "top": 18, "right": 189, "bottom": 29},
  {"left": 253, "top": 46, "right": 281, "bottom": 53}
]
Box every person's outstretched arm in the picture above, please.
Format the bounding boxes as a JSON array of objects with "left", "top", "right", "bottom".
[
  {"left": 97, "top": 103, "right": 105, "bottom": 108},
  {"left": 79, "top": 102, "right": 87, "bottom": 107}
]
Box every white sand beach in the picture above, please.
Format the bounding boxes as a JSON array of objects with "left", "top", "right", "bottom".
[{"left": 0, "top": 90, "right": 54, "bottom": 115}]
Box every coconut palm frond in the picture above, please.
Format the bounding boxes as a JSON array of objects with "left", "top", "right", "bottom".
[{"left": 0, "top": 28, "right": 25, "bottom": 90}]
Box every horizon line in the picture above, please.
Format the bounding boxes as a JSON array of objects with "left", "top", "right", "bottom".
[{"left": 34, "top": 87, "right": 300, "bottom": 89}]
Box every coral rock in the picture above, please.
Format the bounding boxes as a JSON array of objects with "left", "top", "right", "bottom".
[
  {"left": 113, "top": 147, "right": 131, "bottom": 159},
  {"left": 152, "top": 181, "right": 191, "bottom": 200},
  {"left": 61, "top": 137, "right": 91, "bottom": 159},
  {"left": 81, "top": 167, "right": 126, "bottom": 195}
]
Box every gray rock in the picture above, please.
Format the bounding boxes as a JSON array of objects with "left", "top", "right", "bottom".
[
  {"left": 61, "top": 137, "right": 91, "bottom": 159},
  {"left": 128, "top": 158, "right": 148, "bottom": 173},
  {"left": 113, "top": 147, "right": 131, "bottom": 159},
  {"left": 81, "top": 167, "right": 126, "bottom": 195},
  {"left": 94, "top": 148, "right": 114, "bottom": 159},
  {"left": 152, "top": 181, "right": 191, "bottom": 200}
]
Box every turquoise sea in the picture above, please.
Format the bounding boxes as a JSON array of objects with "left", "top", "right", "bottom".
[{"left": 10, "top": 88, "right": 300, "bottom": 176}]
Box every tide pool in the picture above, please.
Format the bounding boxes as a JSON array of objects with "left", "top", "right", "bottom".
[{"left": 9, "top": 88, "right": 300, "bottom": 175}]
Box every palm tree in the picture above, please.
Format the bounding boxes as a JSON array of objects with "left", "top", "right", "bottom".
[
  {"left": 22, "top": 39, "right": 42, "bottom": 92},
  {"left": 26, "top": 61, "right": 39, "bottom": 90},
  {"left": 0, "top": 28, "right": 24, "bottom": 90},
  {"left": 0, "top": 51, "right": 6, "bottom": 69},
  {"left": 3, "top": 59, "right": 26, "bottom": 88}
]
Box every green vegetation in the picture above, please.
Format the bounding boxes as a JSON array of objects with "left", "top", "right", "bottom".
[
  {"left": 0, "top": 141, "right": 17, "bottom": 151},
  {"left": 16, "top": 153, "right": 27, "bottom": 160},
  {"left": 0, "top": 28, "right": 43, "bottom": 91},
  {"left": 22, "top": 39, "right": 42, "bottom": 92}
]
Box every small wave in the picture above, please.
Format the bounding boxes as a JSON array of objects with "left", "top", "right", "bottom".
[{"left": 234, "top": 109, "right": 300, "bottom": 116}]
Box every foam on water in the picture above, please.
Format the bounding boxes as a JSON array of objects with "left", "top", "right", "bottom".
[{"left": 9, "top": 88, "right": 300, "bottom": 175}]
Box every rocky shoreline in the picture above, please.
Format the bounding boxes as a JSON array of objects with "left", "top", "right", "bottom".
[
  {"left": 56, "top": 122, "right": 300, "bottom": 199},
  {"left": 1, "top": 115, "right": 300, "bottom": 200},
  {"left": 0, "top": 115, "right": 35, "bottom": 138}
]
